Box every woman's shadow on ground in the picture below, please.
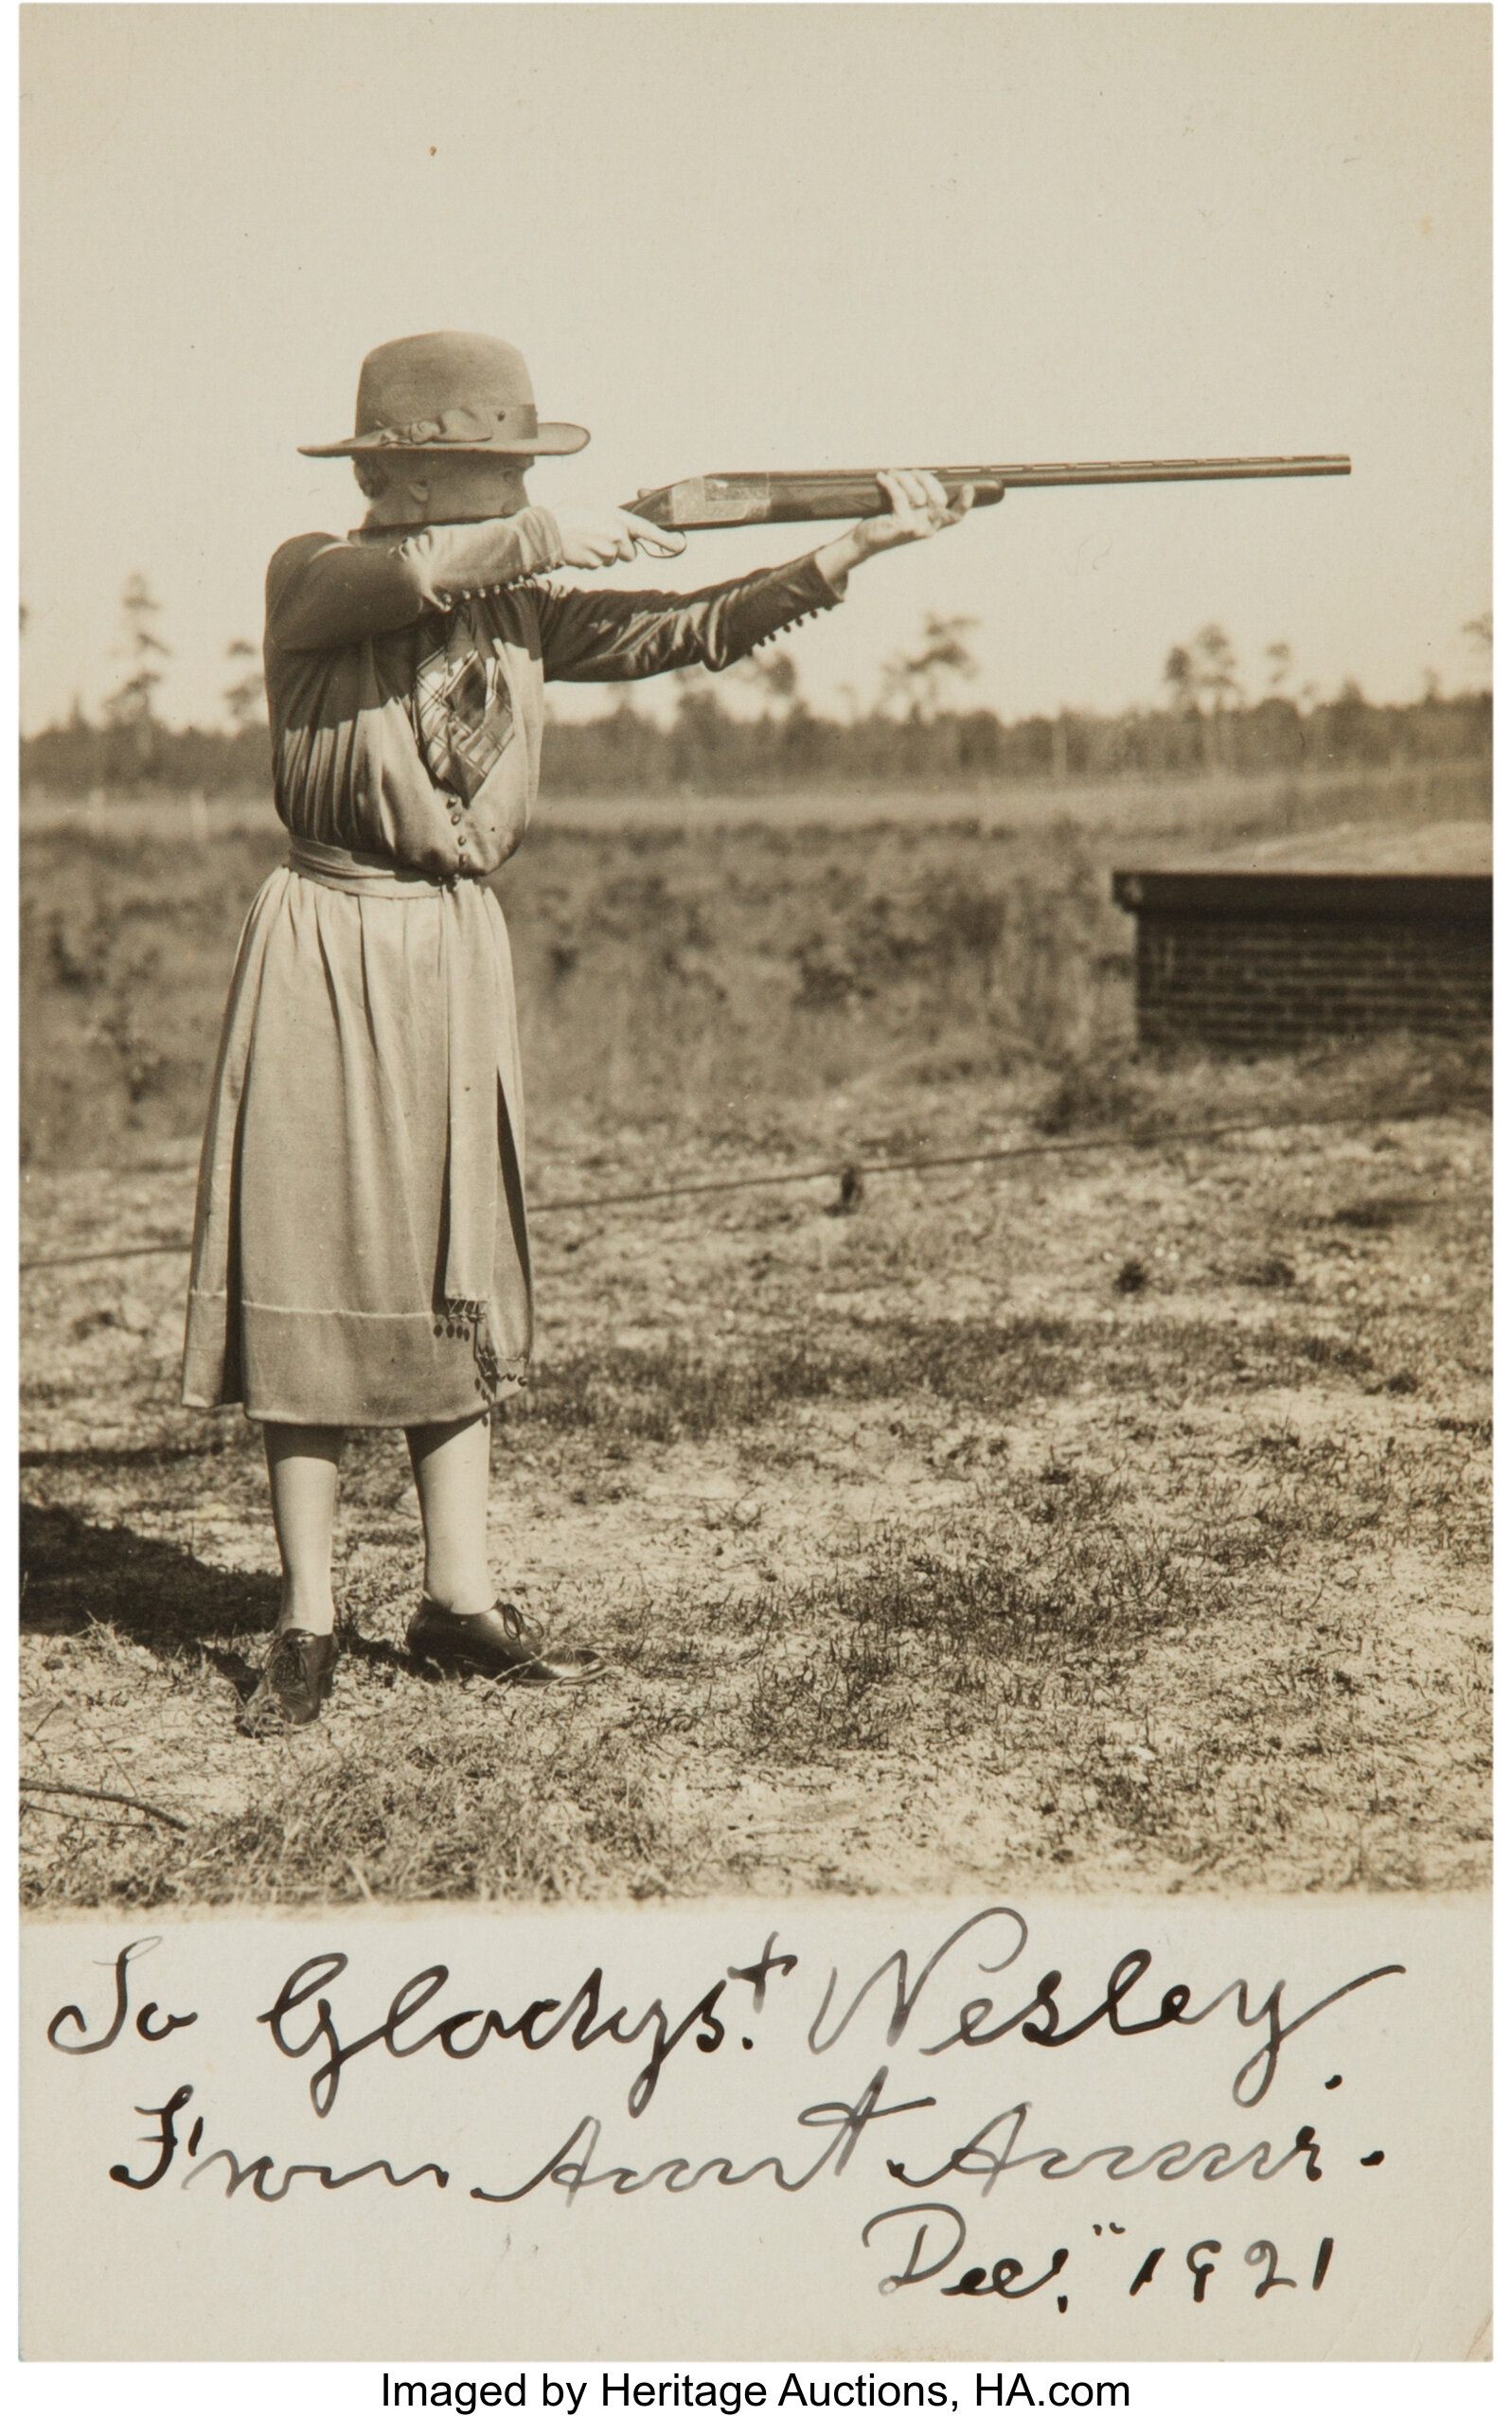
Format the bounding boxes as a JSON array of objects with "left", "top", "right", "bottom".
[
  {"left": 19, "top": 1500, "right": 416, "bottom": 1697},
  {"left": 20, "top": 1500, "right": 280, "bottom": 1697}
]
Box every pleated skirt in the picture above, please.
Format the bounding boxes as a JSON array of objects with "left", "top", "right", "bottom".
[{"left": 181, "top": 865, "right": 532, "bottom": 1427}]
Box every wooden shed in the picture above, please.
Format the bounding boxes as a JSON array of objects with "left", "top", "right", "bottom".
[{"left": 1112, "top": 819, "right": 1491, "bottom": 1048}]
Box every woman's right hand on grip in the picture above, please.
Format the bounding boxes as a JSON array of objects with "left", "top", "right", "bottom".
[{"left": 555, "top": 506, "right": 687, "bottom": 567}]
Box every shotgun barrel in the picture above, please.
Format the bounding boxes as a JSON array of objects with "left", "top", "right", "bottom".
[{"left": 626, "top": 454, "right": 1352, "bottom": 530}]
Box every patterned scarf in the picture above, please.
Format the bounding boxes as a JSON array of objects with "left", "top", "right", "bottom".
[{"left": 413, "top": 602, "right": 515, "bottom": 804}]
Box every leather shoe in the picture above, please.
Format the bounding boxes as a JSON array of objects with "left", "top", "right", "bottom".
[
  {"left": 241, "top": 1628, "right": 338, "bottom": 1730},
  {"left": 407, "top": 1598, "right": 605, "bottom": 1685}
]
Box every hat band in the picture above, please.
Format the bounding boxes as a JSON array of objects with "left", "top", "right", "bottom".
[{"left": 368, "top": 401, "right": 541, "bottom": 447}]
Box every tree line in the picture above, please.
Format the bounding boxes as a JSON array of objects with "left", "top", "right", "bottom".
[{"left": 18, "top": 578, "right": 1492, "bottom": 797}]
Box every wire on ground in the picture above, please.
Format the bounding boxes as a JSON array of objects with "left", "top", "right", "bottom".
[
  {"left": 18, "top": 1109, "right": 1395, "bottom": 1275},
  {"left": 19, "top": 1776, "right": 189, "bottom": 1831}
]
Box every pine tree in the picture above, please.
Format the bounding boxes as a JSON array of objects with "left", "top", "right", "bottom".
[{"left": 102, "top": 575, "right": 170, "bottom": 778}]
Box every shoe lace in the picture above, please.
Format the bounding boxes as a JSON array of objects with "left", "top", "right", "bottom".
[
  {"left": 266, "top": 1630, "right": 329, "bottom": 1686},
  {"left": 240, "top": 1633, "right": 300, "bottom": 1727}
]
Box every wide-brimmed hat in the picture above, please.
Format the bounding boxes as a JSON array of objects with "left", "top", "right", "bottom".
[{"left": 299, "top": 331, "right": 590, "bottom": 458}]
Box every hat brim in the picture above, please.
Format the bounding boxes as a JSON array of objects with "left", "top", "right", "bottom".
[{"left": 299, "top": 421, "right": 590, "bottom": 459}]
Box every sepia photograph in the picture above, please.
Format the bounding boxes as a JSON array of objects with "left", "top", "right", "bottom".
[{"left": 15, "top": 1, "right": 1490, "bottom": 2368}]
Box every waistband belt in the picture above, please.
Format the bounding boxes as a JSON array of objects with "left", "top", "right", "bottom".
[{"left": 286, "top": 836, "right": 471, "bottom": 896}]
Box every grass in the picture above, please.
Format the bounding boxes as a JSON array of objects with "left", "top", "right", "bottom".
[
  {"left": 519, "top": 1299, "right": 1463, "bottom": 1447},
  {"left": 20, "top": 1161, "right": 1489, "bottom": 1909},
  {"left": 68, "top": 1706, "right": 696, "bottom": 1909},
  {"left": 22, "top": 1377, "right": 1489, "bottom": 1905}
]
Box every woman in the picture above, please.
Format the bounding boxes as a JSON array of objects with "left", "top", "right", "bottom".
[{"left": 182, "top": 329, "right": 970, "bottom": 1726}]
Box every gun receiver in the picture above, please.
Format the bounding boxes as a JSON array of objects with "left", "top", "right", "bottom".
[{"left": 626, "top": 454, "right": 1351, "bottom": 531}]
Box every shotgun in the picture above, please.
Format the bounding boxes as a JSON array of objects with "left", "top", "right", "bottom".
[{"left": 624, "top": 453, "right": 1351, "bottom": 530}]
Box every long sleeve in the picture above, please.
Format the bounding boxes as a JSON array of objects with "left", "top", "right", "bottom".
[
  {"left": 266, "top": 510, "right": 566, "bottom": 652},
  {"left": 536, "top": 552, "right": 845, "bottom": 684}
]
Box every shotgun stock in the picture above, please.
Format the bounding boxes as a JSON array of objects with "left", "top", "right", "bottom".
[{"left": 625, "top": 454, "right": 1351, "bottom": 530}]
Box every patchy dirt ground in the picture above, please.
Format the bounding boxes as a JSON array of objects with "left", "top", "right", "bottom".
[{"left": 19, "top": 1058, "right": 1490, "bottom": 1908}]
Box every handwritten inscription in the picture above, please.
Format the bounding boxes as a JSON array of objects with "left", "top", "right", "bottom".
[
  {"left": 44, "top": 1910, "right": 1406, "bottom": 2319},
  {"left": 52, "top": 1913, "right": 1402, "bottom": 2115},
  {"left": 46, "top": 1937, "right": 198, "bottom": 2056},
  {"left": 859, "top": 2201, "right": 1338, "bottom": 2302},
  {"left": 809, "top": 1909, "right": 1404, "bottom": 2107},
  {"left": 258, "top": 1950, "right": 732, "bottom": 2119}
]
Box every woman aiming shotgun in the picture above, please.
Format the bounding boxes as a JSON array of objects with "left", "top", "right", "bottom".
[{"left": 182, "top": 329, "right": 973, "bottom": 1727}]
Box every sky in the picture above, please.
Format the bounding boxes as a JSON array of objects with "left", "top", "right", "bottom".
[{"left": 19, "top": 3, "right": 1491, "bottom": 734}]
